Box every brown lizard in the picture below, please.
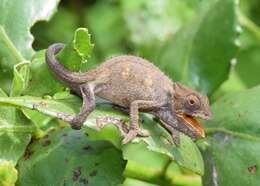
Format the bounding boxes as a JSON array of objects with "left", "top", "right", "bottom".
[{"left": 45, "top": 43, "right": 212, "bottom": 145}]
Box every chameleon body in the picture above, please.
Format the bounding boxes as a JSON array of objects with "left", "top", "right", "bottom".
[{"left": 46, "top": 43, "right": 212, "bottom": 145}]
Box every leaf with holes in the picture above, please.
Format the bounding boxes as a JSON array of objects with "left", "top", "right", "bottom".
[
  {"left": 0, "top": 0, "right": 60, "bottom": 92},
  {"left": 57, "top": 28, "right": 94, "bottom": 71},
  {"left": 17, "top": 127, "right": 126, "bottom": 186}
]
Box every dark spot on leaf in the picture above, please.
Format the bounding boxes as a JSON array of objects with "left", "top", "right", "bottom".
[
  {"left": 83, "top": 145, "right": 93, "bottom": 152},
  {"left": 85, "top": 133, "right": 89, "bottom": 136},
  {"left": 43, "top": 134, "right": 49, "bottom": 139},
  {"left": 62, "top": 133, "right": 68, "bottom": 137},
  {"left": 65, "top": 158, "right": 69, "bottom": 164},
  {"left": 79, "top": 178, "right": 88, "bottom": 185},
  {"left": 32, "top": 104, "right": 38, "bottom": 110},
  {"left": 89, "top": 170, "right": 97, "bottom": 177},
  {"left": 39, "top": 101, "right": 48, "bottom": 107},
  {"left": 95, "top": 162, "right": 99, "bottom": 166},
  {"left": 48, "top": 128, "right": 56, "bottom": 133},
  {"left": 23, "top": 148, "right": 33, "bottom": 160},
  {"left": 153, "top": 117, "right": 160, "bottom": 122},
  {"left": 72, "top": 166, "right": 82, "bottom": 181},
  {"left": 42, "top": 139, "right": 51, "bottom": 147},
  {"left": 248, "top": 165, "right": 257, "bottom": 173}
]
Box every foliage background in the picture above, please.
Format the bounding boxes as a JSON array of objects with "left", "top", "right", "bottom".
[{"left": 0, "top": 0, "right": 260, "bottom": 186}]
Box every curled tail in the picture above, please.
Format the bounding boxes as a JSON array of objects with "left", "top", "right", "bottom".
[{"left": 45, "top": 43, "right": 93, "bottom": 84}]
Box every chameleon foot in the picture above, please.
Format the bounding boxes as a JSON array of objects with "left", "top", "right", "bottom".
[
  {"left": 96, "top": 116, "right": 128, "bottom": 136},
  {"left": 137, "top": 128, "right": 150, "bottom": 137},
  {"left": 70, "top": 119, "right": 83, "bottom": 130},
  {"left": 122, "top": 129, "right": 138, "bottom": 144},
  {"left": 122, "top": 128, "right": 150, "bottom": 144}
]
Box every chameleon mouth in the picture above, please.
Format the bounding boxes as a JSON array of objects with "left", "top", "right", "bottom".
[{"left": 178, "top": 114, "right": 205, "bottom": 138}]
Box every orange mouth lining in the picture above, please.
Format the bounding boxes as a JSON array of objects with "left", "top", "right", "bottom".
[{"left": 178, "top": 114, "right": 205, "bottom": 138}]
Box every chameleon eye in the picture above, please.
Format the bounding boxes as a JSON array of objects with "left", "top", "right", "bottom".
[
  {"left": 189, "top": 99, "right": 195, "bottom": 105},
  {"left": 185, "top": 94, "right": 200, "bottom": 109}
]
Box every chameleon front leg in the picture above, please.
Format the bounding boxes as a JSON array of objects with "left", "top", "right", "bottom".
[
  {"left": 70, "top": 83, "right": 96, "bottom": 129},
  {"left": 152, "top": 109, "right": 181, "bottom": 145},
  {"left": 159, "top": 120, "right": 180, "bottom": 146},
  {"left": 122, "top": 100, "right": 162, "bottom": 144}
]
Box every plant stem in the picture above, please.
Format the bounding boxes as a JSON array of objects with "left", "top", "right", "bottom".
[
  {"left": 239, "top": 13, "right": 260, "bottom": 43},
  {"left": 0, "top": 26, "right": 25, "bottom": 63}
]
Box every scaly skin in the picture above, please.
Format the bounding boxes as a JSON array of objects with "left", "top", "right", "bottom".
[{"left": 45, "top": 43, "right": 212, "bottom": 145}]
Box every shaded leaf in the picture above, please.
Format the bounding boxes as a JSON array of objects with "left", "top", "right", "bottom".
[
  {"left": 84, "top": 0, "right": 129, "bottom": 61},
  {"left": 32, "top": 7, "right": 78, "bottom": 50},
  {"left": 157, "top": 0, "right": 239, "bottom": 95},
  {"left": 234, "top": 16, "right": 260, "bottom": 88},
  {"left": 122, "top": 0, "right": 199, "bottom": 59},
  {"left": 202, "top": 85, "right": 260, "bottom": 186},
  {"left": 24, "top": 50, "right": 65, "bottom": 96},
  {"left": 236, "top": 46, "right": 260, "bottom": 88},
  {"left": 17, "top": 127, "right": 126, "bottom": 186}
]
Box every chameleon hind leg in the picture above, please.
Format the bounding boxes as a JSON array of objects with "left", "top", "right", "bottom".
[
  {"left": 55, "top": 83, "right": 96, "bottom": 129},
  {"left": 70, "top": 83, "right": 96, "bottom": 129}
]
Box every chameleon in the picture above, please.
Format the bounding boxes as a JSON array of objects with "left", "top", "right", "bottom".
[{"left": 45, "top": 43, "right": 212, "bottom": 145}]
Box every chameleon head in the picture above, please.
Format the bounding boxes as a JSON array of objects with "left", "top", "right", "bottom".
[{"left": 172, "top": 82, "right": 212, "bottom": 139}]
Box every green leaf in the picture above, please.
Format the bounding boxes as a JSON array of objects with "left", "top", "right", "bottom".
[
  {"left": 14, "top": 50, "right": 65, "bottom": 128},
  {"left": 121, "top": 0, "right": 199, "bottom": 59},
  {"left": 17, "top": 127, "right": 126, "bottom": 186},
  {"left": 0, "top": 95, "right": 204, "bottom": 174},
  {"left": 234, "top": 15, "right": 260, "bottom": 88},
  {"left": 235, "top": 46, "right": 260, "bottom": 88},
  {"left": 0, "top": 0, "right": 60, "bottom": 59},
  {"left": 24, "top": 50, "right": 65, "bottom": 96},
  {"left": 0, "top": 0, "right": 61, "bottom": 93},
  {"left": 165, "top": 162, "right": 201, "bottom": 186},
  {"left": 57, "top": 28, "right": 94, "bottom": 71},
  {"left": 0, "top": 89, "right": 32, "bottom": 164},
  {"left": 0, "top": 161, "right": 17, "bottom": 186},
  {"left": 202, "top": 85, "right": 260, "bottom": 186},
  {"left": 121, "top": 178, "right": 159, "bottom": 186},
  {"left": 0, "top": 89, "right": 32, "bottom": 186},
  {"left": 123, "top": 142, "right": 170, "bottom": 184},
  {"left": 84, "top": 0, "right": 128, "bottom": 60},
  {"left": 10, "top": 62, "right": 30, "bottom": 97},
  {"left": 210, "top": 69, "right": 247, "bottom": 102},
  {"left": 32, "top": 7, "right": 78, "bottom": 50},
  {"left": 157, "top": 0, "right": 240, "bottom": 95}
]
